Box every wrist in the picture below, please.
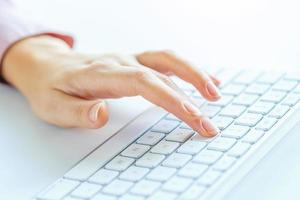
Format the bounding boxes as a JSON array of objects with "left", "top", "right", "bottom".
[{"left": 2, "top": 35, "right": 79, "bottom": 97}]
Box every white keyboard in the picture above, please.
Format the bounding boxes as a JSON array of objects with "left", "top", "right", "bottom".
[{"left": 36, "top": 68, "right": 300, "bottom": 200}]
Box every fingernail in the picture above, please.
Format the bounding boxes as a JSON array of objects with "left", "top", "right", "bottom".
[
  {"left": 201, "top": 117, "right": 220, "bottom": 136},
  {"left": 206, "top": 81, "right": 221, "bottom": 98},
  {"left": 182, "top": 100, "right": 201, "bottom": 116},
  {"left": 89, "top": 101, "right": 105, "bottom": 122}
]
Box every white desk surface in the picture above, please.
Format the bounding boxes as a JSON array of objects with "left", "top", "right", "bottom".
[{"left": 1, "top": 0, "right": 300, "bottom": 199}]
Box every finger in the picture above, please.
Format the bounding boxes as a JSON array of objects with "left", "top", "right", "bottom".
[
  {"left": 108, "top": 55, "right": 194, "bottom": 100},
  {"left": 153, "top": 70, "right": 192, "bottom": 101},
  {"left": 38, "top": 90, "right": 109, "bottom": 128},
  {"left": 209, "top": 74, "right": 221, "bottom": 86},
  {"left": 136, "top": 51, "right": 221, "bottom": 101},
  {"left": 62, "top": 66, "right": 219, "bottom": 136},
  {"left": 131, "top": 69, "right": 219, "bottom": 137}
]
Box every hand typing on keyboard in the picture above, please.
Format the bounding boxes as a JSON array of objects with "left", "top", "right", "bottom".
[{"left": 2, "top": 36, "right": 221, "bottom": 136}]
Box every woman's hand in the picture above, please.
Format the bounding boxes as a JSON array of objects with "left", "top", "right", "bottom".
[{"left": 2, "top": 36, "right": 221, "bottom": 137}]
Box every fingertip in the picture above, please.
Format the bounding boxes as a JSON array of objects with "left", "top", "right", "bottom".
[
  {"left": 191, "top": 116, "right": 220, "bottom": 137},
  {"left": 209, "top": 74, "right": 221, "bottom": 86},
  {"left": 206, "top": 81, "right": 222, "bottom": 99}
]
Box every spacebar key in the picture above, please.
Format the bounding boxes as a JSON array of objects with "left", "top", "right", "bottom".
[{"left": 64, "top": 107, "right": 166, "bottom": 181}]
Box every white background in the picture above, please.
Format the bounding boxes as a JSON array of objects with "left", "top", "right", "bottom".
[{"left": 15, "top": 0, "right": 300, "bottom": 70}]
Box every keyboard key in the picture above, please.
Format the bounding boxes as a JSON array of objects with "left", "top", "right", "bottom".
[
  {"left": 177, "top": 140, "right": 207, "bottom": 155},
  {"left": 216, "top": 68, "right": 241, "bottom": 88},
  {"left": 136, "top": 131, "right": 165, "bottom": 146},
  {"left": 191, "top": 97, "right": 206, "bottom": 108},
  {"left": 135, "top": 153, "right": 165, "bottom": 168},
  {"left": 162, "top": 153, "right": 192, "bottom": 168},
  {"left": 165, "top": 113, "right": 180, "bottom": 121},
  {"left": 245, "top": 83, "right": 270, "bottom": 95},
  {"left": 92, "top": 194, "right": 117, "bottom": 200},
  {"left": 198, "top": 170, "right": 222, "bottom": 186},
  {"left": 242, "top": 130, "right": 264, "bottom": 144},
  {"left": 207, "top": 137, "right": 236, "bottom": 152},
  {"left": 165, "top": 128, "right": 194, "bottom": 142},
  {"left": 180, "top": 184, "right": 207, "bottom": 199},
  {"left": 256, "top": 117, "right": 278, "bottom": 131},
  {"left": 232, "top": 93, "right": 259, "bottom": 106},
  {"left": 191, "top": 92, "right": 204, "bottom": 99},
  {"left": 150, "top": 140, "right": 180, "bottom": 155},
  {"left": 89, "top": 169, "right": 119, "bottom": 185},
  {"left": 37, "top": 179, "right": 80, "bottom": 200},
  {"left": 221, "top": 125, "right": 250, "bottom": 139},
  {"left": 213, "top": 156, "right": 236, "bottom": 171},
  {"left": 248, "top": 101, "right": 275, "bottom": 115},
  {"left": 151, "top": 119, "right": 179, "bottom": 133},
  {"left": 180, "top": 122, "right": 192, "bottom": 129},
  {"left": 102, "top": 179, "right": 133, "bottom": 196},
  {"left": 121, "top": 143, "right": 150, "bottom": 158},
  {"left": 146, "top": 166, "right": 177, "bottom": 182},
  {"left": 221, "top": 84, "right": 245, "bottom": 96},
  {"left": 119, "top": 194, "right": 145, "bottom": 200},
  {"left": 64, "top": 197, "right": 80, "bottom": 200},
  {"left": 261, "top": 90, "right": 287, "bottom": 103},
  {"left": 162, "top": 176, "right": 193, "bottom": 193},
  {"left": 119, "top": 166, "right": 149, "bottom": 182},
  {"left": 178, "top": 162, "right": 208, "bottom": 178},
  {"left": 269, "top": 105, "right": 290, "bottom": 118},
  {"left": 130, "top": 180, "right": 161, "bottom": 196},
  {"left": 233, "top": 71, "right": 261, "bottom": 85},
  {"left": 212, "top": 116, "right": 234, "bottom": 130},
  {"left": 148, "top": 191, "right": 178, "bottom": 200},
  {"left": 228, "top": 142, "right": 251, "bottom": 158},
  {"left": 71, "top": 182, "right": 102, "bottom": 199},
  {"left": 281, "top": 93, "right": 300, "bottom": 106},
  {"left": 219, "top": 104, "right": 246, "bottom": 118},
  {"left": 105, "top": 156, "right": 134, "bottom": 171},
  {"left": 190, "top": 133, "right": 216, "bottom": 142},
  {"left": 235, "top": 112, "right": 263, "bottom": 127},
  {"left": 283, "top": 72, "right": 300, "bottom": 81},
  {"left": 173, "top": 77, "right": 195, "bottom": 91},
  {"left": 294, "top": 84, "right": 300, "bottom": 93},
  {"left": 257, "top": 72, "right": 283, "bottom": 84},
  {"left": 201, "top": 105, "right": 221, "bottom": 118},
  {"left": 193, "top": 149, "right": 223, "bottom": 165},
  {"left": 209, "top": 95, "right": 234, "bottom": 107},
  {"left": 273, "top": 80, "right": 298, "bottom": 91}
]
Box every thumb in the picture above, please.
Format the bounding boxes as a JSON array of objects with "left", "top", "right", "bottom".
[
  {"left": 87, "top": 101, "right": 109, "bottom": 128},
  {"left": 40, "top": 90, "right": 109, "bottom": 128}
]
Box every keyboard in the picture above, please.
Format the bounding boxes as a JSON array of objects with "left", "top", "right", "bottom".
[{"left": 36, "top": 68, "right": 300, "bottom": 200}]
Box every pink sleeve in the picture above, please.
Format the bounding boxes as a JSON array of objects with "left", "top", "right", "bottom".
[{"left": 0, "top": 0, "right": 74, "bottom": 80}]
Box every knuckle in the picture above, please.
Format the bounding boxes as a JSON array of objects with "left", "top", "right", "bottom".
[
  {"left": 133, "top": 69, "right": 154, "bottom": 83},
  {"left": 86, "top": 62, "right": 113, "bottom": 72},
  {"left": 157, "top": 50, "right": 175, "bottom": 58}
]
